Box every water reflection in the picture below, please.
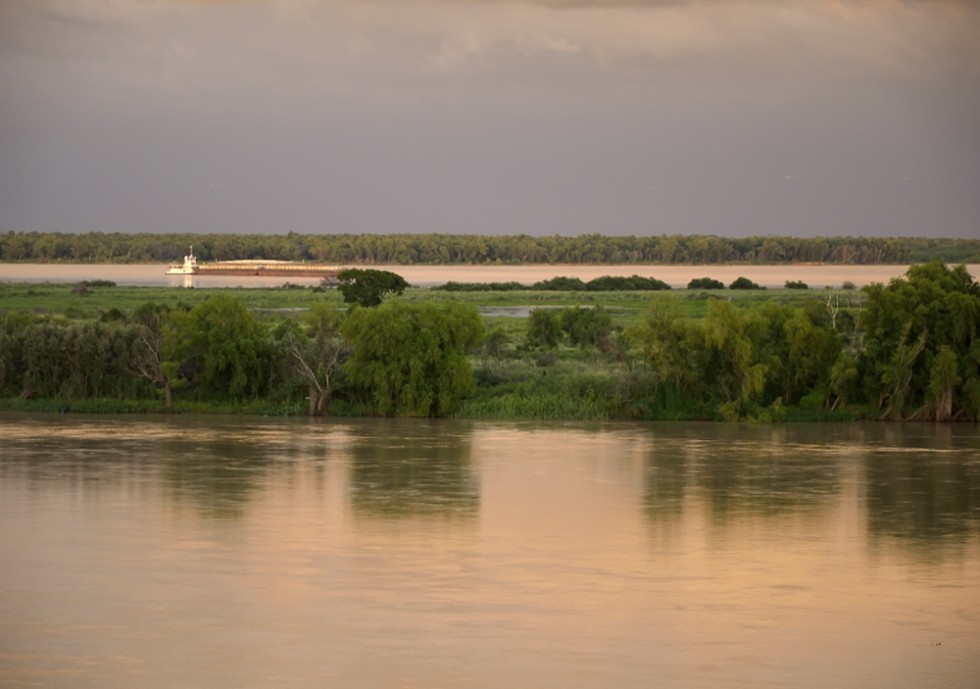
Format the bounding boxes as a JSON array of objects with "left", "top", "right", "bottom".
[
  {"left": 161, "top": 436, "right": 270, "bottom": 519},
  {"left": 643, "top": 425, "right": 844, "bottom": 525},
  {"left": 3, "top": 415, "right": 980, "bottom": 689},
  {"left": 348, "top": 419, "right": 479, "bottom": 518},
  {"left": 864, "top": 448, "right": 980, "bottom": 553}
]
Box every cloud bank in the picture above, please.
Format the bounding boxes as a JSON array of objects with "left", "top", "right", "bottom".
[{"left": 1, "top": 0, "right": 978, "bottom": 236}]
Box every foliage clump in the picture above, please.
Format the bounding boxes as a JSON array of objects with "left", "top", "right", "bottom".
[
  {"left": 335, "top": 268, "right": 409, "bottom": 307},
  {"left": 687, "top": 277, "right": 725, "bottom": 290},
  {"left": 729, "top": 276, "right": 764, "bottom": 290},
  {"left": 341, "top": 301, "right": 483, "bottom": 416},
  {"left": 859, "top": 262, "right": 980, "bottom": 420},
  {"left": 2, "top": 261, "right": 977, "bottom": 423}
]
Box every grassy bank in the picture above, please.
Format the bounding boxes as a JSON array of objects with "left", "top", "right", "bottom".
[
  {"left": 5, "top": 273, "right": 946, "bottom": 422},
  {"left": 0, "top": 279, "right": 858, "bottom": 325}
]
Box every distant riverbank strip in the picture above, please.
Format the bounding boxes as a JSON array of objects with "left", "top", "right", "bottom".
[{"left": 2, "top": 231, "right": 979, "bottom": 267}]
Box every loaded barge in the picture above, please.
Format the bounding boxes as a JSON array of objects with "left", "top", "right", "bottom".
[{"left": 166, "top": 248, "right": 341, "bottom": 279}]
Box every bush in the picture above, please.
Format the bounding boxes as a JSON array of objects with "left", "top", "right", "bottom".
[
  {"left": 526, "top": 308, "right": 562, "bottom": 348},
  {"left": 433, "top": 281, "right": 525, "bottom": 292},
  {"left": 729, "top": 276, "right": 763, "bottom": 290},
  {"left": 688, "top": 277, "right": 725, "bottom": 290},
  {"left": 785, "top": 280, "right": 809, "bottom": 289},
  {"left": 585, "top": 275, "right": 670, "bottom": 291},
  {"left": 531, "top": 276, "right": 587, "bottom": 291}
]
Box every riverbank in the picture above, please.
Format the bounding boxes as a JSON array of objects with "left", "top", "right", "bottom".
[{"left": 1, "top": 262, "right": 976, "bottom": 422}]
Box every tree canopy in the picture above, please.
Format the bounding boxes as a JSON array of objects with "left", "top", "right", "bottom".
[
  {"left": 163, "top": 294, "right": 268, "bottom": 400},
  {"left": 341, "top": 301, "right": 483, "bottom": 416},
  {"left": 335, "top": 268, "right": 409, "bottom": 307},
  {"left": 860, "top": 262, "right": 980, "bottom": 420},
  {"left": 3, "top": 230, "right": 979, "bottom": 266}
]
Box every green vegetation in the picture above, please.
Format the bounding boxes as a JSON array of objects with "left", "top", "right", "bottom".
[
  {"left": 3, "top": 230, "right": 980, "bottom": 265},
  {"left": 688, "top": 277, "right": 725, "bottom": 290},
  {"left": 342, "top": 301, "right": 483, "bottom": 416},
  {"left": 335, "top": 268, "right": 409, "bottom": 307},
  {"left": 729, "top": 276, "right": 764, "bottom": 290},
  {"left": 859, "top": 263, "right": 980, "bottom": 421},
  {"left": 2, "top": 262, "right": 977, "bottom": 422},
  {"left": 435, "top": 275, "right": 671, "bottom": 292}
]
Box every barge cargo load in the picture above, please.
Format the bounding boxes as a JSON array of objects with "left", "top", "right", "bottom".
[{"left": 166, "top": 248, "right": 341, "bottom": 279}]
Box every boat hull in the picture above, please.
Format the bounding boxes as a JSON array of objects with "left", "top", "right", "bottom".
[{"left": 194, "top": 266, "right": 340, "bottom": 278}]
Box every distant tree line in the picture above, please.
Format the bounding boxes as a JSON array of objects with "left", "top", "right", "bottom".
[
  {"left": 1, "top": 262, "right": 977, "bottom": 421},
  {"left": 2, "top": 231, "right": 978, "bottom": 265}
]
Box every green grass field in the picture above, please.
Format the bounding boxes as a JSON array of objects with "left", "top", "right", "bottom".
[{"left": 0, "top": 280, "right": 861, "bottom": 328}]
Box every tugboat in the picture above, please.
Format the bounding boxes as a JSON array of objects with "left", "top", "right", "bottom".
[{"left": 166, "top": 247, "right": 199, "bottom": 275}]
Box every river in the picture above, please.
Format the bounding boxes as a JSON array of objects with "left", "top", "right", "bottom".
[
  {"left": 1, "top": 415, "right": 978, "bottom": 688},
  {"left": 3, "top": 263, "right": 977, "bottom": 288}
]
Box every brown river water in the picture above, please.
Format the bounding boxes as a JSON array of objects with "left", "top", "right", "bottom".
[
  {"left": 4, "top": 263, "right": 977, "bottom": 288},
  {"left": 1, "top": 415, "right": 978, "bottom": 688}
]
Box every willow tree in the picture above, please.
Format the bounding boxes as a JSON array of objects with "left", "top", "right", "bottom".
[
  {"left": 163, "top": 294, "right": 268, "bottom": 400},
  {"left": 277, "top": 302, "right": 347, "bottom": 416},
  {"left": 131, "top": 302, "right": 175, "bottom": 409},
  {"left": 701, "top": 299, "right": 770, "bottom": 420},
  {"left": 341, "top": 301, "right": 483, "bottom": 416}
]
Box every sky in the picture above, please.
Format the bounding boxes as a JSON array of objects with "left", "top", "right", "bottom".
[{"left": 1, "top": 0, "right": 978, "bottom": 238}]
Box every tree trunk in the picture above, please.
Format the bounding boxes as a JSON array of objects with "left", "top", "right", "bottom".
[{"left": 307, "top": 386, "right": 329, "bottom": 416}]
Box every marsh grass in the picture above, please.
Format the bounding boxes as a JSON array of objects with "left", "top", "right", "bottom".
[
  {"left": 1, "top": 281, "right": 839, "bottom": 325},
  {"left": 1, "top": 280, "right": 864, "bottom": 421}
]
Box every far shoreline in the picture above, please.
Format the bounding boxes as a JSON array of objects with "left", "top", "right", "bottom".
[{"left": 4, "top": 262, "right": 976, "bottom": 289}]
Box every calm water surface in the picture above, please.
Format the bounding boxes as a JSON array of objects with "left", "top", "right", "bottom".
[
  {"left": 5, "top": 263, "right": 974, "bottom": 288},
  {"left": 1, "top": 416, "right": 978, "bottom": 688}
]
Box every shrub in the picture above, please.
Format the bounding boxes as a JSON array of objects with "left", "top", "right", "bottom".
[{"left": 688, "top": 277, "right": 725, "bottom": 290}]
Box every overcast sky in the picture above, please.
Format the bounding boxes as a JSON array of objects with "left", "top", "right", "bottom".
[{"left": 1, "top": 0, "right": 978, "bottom": 237}]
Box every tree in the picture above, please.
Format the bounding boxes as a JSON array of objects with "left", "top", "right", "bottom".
[
  {"left": 276, "top": 302, "right": 347, "bottom": 416},
  {"left": 688, "top": 277, "right": 725, "bottom": 290},
  {"left": 627, "top": 298, "right": 710, "bottom": 413},
  {"left": 860, "top": 262, "right": 979, "bottom": 419},
  {"left": 163, "top": 294, "right": 268, "bottom": 400},
  {"left": 130, "top": 302, "right": 175, "bottom": 409},
  {"left": 922, "top": 346, "right": 959, "bottom": 421},
  {"left": 729, "top": 276, "right": 763, "bottom": 290},
  {"left": 526, "top": 309, "right": 562, "bottom": 349},
  {"left": 877, "top": 323, "right": 927, "bottom": 420},
  {"left": 335, "top": 268, "right": 409, "bottom": 307},
  {"left": 829, "top": 352, "right": 858, "bottom": 411},
  {"left": 480, "top": 327, "right": 510, "bottom": 366},
  {"left": 532, "top": 276, "right": 587, "bottom": 291},
  {"left": 560, "top": 306, "right": 612, "bottom": 348},
  {"left": 702, "top": 299, "right": 770, "bottom": 419},
  {"left": 769, "top": 305, "right": 840, "bottom": 406},
  {"left": 341, "top": 301, "right": 483, "bottom": 416}
]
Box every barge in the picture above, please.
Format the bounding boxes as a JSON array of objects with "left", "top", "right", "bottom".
[{"left": 166, "top": 248, "right": 341, "bottom": 279}]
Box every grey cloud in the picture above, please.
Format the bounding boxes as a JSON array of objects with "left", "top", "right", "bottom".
[{"left": 1, "top": 0, "right": 978, "bottom": 236}]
